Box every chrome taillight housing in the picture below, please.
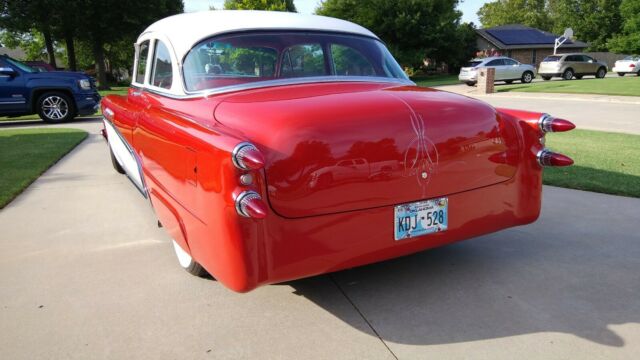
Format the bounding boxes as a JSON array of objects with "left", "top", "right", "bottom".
[
  {"left": 232, "top": 142, "right": 265, "bottom": 171},
  {"left": 539, "top": 113, "right": 576, "bottom": 133},
  {"left": 235, "top": 191, "right": 267, "bottom": 219},
  {"left": 537, "top": 149, "right": 574, "bottom": 167}
]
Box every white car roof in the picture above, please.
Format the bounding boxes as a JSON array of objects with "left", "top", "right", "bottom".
[{"left": 140, "top": 10, "right": 379, "bottom": 61}]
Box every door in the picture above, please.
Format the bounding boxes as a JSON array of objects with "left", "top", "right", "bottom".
[
  {"left": 485, "top": 59, "right": 506, "bottom": 80},
  {"left": 0, "top": 58, "right": 27, "bottom": 114},
  {"left": 502, "top": 58, "right": 520, "bottom": 79},
  {"left": 565, "top": 55, "right": 583, "bottom": 74},
  {"left": 581, "top": 55, "right": 597, "bottom": 74}
]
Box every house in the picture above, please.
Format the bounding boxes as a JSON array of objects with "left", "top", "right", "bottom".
[{"left": 475, "top": 24, "right": 588, "bottom": 67}]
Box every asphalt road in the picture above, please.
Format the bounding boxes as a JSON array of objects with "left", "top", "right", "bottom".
[{"left": 1, "top": 113, "right": 639, "bottom": 359}]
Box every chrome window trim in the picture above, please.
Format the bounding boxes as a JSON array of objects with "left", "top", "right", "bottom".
[{"left": 138, "top": 76, "right": 415, "bottom": 100}]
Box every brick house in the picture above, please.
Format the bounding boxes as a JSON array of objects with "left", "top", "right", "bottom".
[{"left": 475, "top": 24, "right": 588, "bottom": 67}]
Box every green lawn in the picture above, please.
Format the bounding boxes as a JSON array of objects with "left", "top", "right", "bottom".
[
  {"left": 0, "top": 87, "right": 128, "bottom": 122},
  {"left": 412, "top": 74, "right": 460, "bottom": 87},
  {"left": 498, "top": 76, "right": 640, "bottom": 96},
  {"left": 543, "top": 129, "right": 640, "bottom": 198},
  {"left": 0, "top": 128, "right": 87, "bottom": 208}
]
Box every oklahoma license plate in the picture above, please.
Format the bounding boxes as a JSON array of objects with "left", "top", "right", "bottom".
[{"left": 394, "top": 198, "right": 448, "bottom": 240}]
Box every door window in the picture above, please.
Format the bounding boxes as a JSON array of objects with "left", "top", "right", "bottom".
[
  {"left": 503, "top": 58, "right": 518, "bottom": 66},
  {"left": 135, "top": 40, "right": 150, "bottom": 84},
  {"left": 486, "top": 59, "right": 504, "bottom": 66},
  {"left": 151, "top": 40, "right": 173, "bottom": 89}
]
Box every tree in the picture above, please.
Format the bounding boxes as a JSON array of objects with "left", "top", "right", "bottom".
[
  {"left": 0, "top": 0, "right": 59, "bottom": 67},
  {"left": 73, "top": 0, "right": 183, "bottom": 88},
  {"left": 224, "top": 0, "right": 297, "bottom": 12},
  {"left": 548, "top": 0, "right": 622, "bottom": 51},
  {"left": 478, "top": 0, "right": 552, "bottom": 31},
  {"left": 607, "top": 0, "right": 639, "bottom": 54},
  {"left": 316, "top": 0, "right": 467, "bottom": 69}
]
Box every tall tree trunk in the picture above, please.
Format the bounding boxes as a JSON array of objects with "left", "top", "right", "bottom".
[
  {"left": 93, "top": 40, "right": 109, "bottom": 90},
  {"left": 64, "top": 31, "right": 77, "bottom": 71},
  {"left": 42, "top": 26, "right": 57, "bottom": 69}
]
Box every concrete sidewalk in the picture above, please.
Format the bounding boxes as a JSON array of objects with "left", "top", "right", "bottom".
[
  {"left": 434, "top": 84, "right": 640, "bottom": 135},
  {"left": 1, "top": 121, "right": 640, "bottom": 359}
]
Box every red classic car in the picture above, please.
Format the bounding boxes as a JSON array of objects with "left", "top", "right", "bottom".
[{"left": 101, "top": 11, "right": 575, "bottom": 292}]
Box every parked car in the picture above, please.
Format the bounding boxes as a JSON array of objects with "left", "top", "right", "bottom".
[
  {"left": 612, "top": 55, "right": 640, "bottom": 76},
  {"left": 538, "top": 53, "right": 608, "bottom": 80},
  {"left": 101, "top": 11, "right": 575, "bottom": 292},
  {"left": 458, "top": 56, "right": 536, "bottom": 86},
  {"left": 0, "top": 55, "right": 100, "bottom": 122}
]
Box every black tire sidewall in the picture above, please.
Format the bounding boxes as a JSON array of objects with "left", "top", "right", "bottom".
[
  {"left": 37, "top": 91, "right": 76, "bottom": 123},
  {"left": 563, "top": 69, "right": 573, "bottom": 80},
  {"left": 522, "top": 71, "right": 533, "bottom": 83},
  {"left": 597, "top": 68, "right": 606, "bottom": 78}
]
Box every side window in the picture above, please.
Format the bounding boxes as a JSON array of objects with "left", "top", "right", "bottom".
[
  {"left": 151, "top": 40, "right": 173, "bottom": 89},
  {"left": 582, "top": 55, "right": 594, "bottom": 62},
  {"left": 135, "top": 40, "right": 150, "bottom": 84},
  {"left": 330, "top": 44, "right": 375, "bottom": 76},
  {"left": 280, "top": 44, "right": 326, "bottom": 78},
  {"left": 486, "top": 59, "right": 504, "bottom": 66},
  {"left": 503, "top": 59, "right": 517, "bottom": 66},
  {"left": 566, "top": 55, "right": 578, "bottom": 62}
]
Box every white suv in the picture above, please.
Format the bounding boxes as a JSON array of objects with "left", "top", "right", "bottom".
[{"left": 458, "top": 56, "right": 536, "bottom": 86}]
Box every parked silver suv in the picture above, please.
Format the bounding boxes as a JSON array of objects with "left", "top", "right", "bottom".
[
  {"left": 458, "top": 56, "right": 536, "bottom": 86},
  {"left": 538, "top": 53, "right": 608, "bottom": 80}
]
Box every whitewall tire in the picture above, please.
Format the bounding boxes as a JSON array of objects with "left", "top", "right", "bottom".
[{"left": 172, "top": 240, "right": 209, "bottom": 277}]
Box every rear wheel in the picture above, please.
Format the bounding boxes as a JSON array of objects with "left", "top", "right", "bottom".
[
  {"left": 172, "top": 240, "right": 209, "bottom": 277},
  {"left": 109, "top": 146, "right": 125, "bottom": 174},
  {"left": 562, "top": 69, "right": 574, "bottom": 80},
  {"left": 542, "top": 76, "right": 551, "bottom": 81},
  {"left": 465, "top": 81, "right": 476, "bottom": 86},
  {"left": 521, "top": 71, "right": 534, "bottom": 83},
  {"left": 618, "top": 72, "right": 625, "bottom": 76},
  {"left": 37, "top": 92, "right": 75, "bottom": 123},
  {"left": 596, "top": 67, "right": 607, "bottom": 78}
]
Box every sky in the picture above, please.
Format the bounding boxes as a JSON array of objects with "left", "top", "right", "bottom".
[{"left": 183, "top": 0, "right": 491, "bottom": 25}]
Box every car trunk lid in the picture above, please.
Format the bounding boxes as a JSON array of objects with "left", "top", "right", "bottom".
[{"left": 214, "top": 82, "right": 518, "bottom": 218}]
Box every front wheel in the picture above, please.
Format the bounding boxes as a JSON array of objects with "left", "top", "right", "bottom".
[
  {"left": 172, "top": 240, "right": 209, "bottom": 277},
  {"left": 521, "top": 71, "right": 534, "bottom": 83},
  {"left": 37, "top": 92, "right": 75, "bottom": 123},
  {"left": 596, "top": 67, "right": 607, "bottom": 78},
  {"left": 562, "top": 69, "right": 574, "bottom": 80}
]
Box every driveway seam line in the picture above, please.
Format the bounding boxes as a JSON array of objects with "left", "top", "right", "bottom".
[{"left": 329, "top": 274, "right": 399, "bottom": 360}]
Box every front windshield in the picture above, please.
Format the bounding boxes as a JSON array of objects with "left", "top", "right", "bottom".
[
  {"left": 2, "top": 56, "right": 36, "bottom": 73},
  {"left": 623, "top": 55, "right": 640, "bottom": 61},
  {"left": 183, "top": 32, "right": 408, "bottom": 92}
]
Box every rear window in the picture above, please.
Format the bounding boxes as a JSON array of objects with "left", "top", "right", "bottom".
[
  {"left": 543, "top": 56, "right": 561, "bottom": 62},
  {"left": 465, "top": 61, "right": 482, "bottom": 67},
  {"left": 182, "top": 32, "right": 408, "bottom": 92}
]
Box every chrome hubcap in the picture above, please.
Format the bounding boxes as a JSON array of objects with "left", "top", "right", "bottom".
[
  {"left": 524, "top": 74, "right": 532, "bottom": 82},
  {"left": 42, "top": 96, "right": 68, "bottom": 120}
]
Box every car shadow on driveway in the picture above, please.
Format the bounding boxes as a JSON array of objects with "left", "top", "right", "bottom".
[{"left": 287, "top": 188, "right": 640, "bottom": 348}]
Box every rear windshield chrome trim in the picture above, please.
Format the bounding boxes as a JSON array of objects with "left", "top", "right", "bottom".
[
  {"left": 140, "top": 77, "right": 415, "bottom": 100},
  {"left": 199, "top": 77, "right": 416, "bottom": 98}
]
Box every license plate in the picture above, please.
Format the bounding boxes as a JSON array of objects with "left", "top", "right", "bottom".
[{"left": 394, "top": 198, "right": 448, "bottom": 240}]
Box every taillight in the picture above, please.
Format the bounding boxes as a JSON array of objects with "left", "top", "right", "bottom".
[
  {"left": 539, "top": 114, "right": 576, "bottom": 133},
  {"left": 235, "top": 191, "right": 267, "bottom": 219},
  {"left": 537, "top": 149, "right": 574, "bottom": 167},
  {"left": 232, "top": 142, "right": 265, "bottom": 171},
  {"left": 630, "top": 64, "right": 636, "bottom": 68}
]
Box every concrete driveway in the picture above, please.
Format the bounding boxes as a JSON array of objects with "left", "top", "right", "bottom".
[{"left": 1, "top": 119, "right": 639, "bottom": 359}]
